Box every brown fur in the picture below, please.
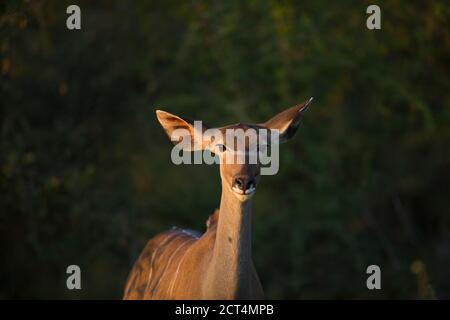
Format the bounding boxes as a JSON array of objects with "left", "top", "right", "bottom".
[{"left": 124, "top": 211, "right": 220, "bottom": 299}]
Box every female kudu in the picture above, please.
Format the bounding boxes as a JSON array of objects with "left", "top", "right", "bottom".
[{"left": 124, "top": 98, "right": 313, "bottom": 299}]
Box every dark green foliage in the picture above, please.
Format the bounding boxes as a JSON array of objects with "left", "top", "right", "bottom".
[{"left": 1, "top": 0, "right": 449, "bottom": 298}]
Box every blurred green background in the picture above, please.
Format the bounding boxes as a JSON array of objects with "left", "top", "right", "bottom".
[{"left": 1, "top": 0, "right": 449, "bottom": 299}]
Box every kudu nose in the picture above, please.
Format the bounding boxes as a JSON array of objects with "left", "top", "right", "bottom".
[{"left": 233, "top": 176, "right": 256, "bottom": 194}]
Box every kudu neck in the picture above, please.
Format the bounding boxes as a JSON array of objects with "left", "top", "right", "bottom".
[
  {"left": 217, "top": 184, "right": 253, "bottom": 252},
  {"left": 203, "top": 182, "right": 254, "bottom": 298}
]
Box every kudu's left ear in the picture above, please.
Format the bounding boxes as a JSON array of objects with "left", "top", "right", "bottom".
[
  {"left": 264, "top": 97, "right": 313, "bottom": 143},
  {"left": 156, "top": 110, "right": 211, "bottom": 151}
]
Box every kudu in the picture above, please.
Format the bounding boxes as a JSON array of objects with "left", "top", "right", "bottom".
[{"left": 123, "top": 98, "right": 313, "bottom": 299}]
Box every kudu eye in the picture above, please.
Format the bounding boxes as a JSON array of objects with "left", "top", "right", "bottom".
[{"left": 216, "top": 144, "right": 227, "bottom": 153}]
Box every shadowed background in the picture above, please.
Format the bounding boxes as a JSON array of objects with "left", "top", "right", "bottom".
[{"left": 1, "top": 0, "right": 449, "bottom": 299}]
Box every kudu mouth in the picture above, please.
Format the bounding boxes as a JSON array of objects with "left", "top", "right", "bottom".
[
  {"left": 230, "top": 187, "right": 257, "bottom": 202},
  {"left": 231, "top": 185, "right": 256, "bottom": 195}
]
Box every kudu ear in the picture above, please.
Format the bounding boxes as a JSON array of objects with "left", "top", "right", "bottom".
[
  {"left": 156, "top": 110, "right": 211, "bottom": 151},
  {"left": 264, "top": 97, "right": 313, "bottom": 143}
]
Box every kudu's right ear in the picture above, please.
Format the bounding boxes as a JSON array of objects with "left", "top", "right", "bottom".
[
  {"left": 264, "top": 97, "right": 313, "bottom": 144},
  {"left": 156, "top": 110, "right": 211, "bottom": 151}
]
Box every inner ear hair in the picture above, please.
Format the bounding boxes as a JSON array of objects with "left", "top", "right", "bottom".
[{"left": 263, "top": 97, "right": 313, "bottom": 142}]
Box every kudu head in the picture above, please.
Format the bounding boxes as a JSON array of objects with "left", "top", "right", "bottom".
[{"left": 156, "top": 98, "right": 312, "bottom": 202}]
